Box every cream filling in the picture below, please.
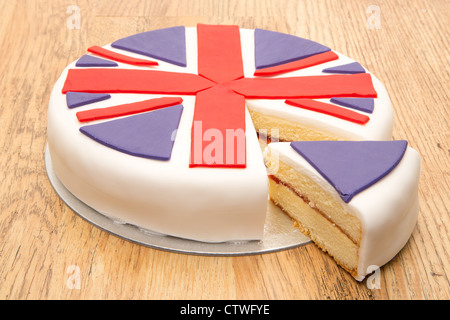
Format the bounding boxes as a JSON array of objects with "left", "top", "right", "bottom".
[{"left": 268, "top": 178, "right": 359, "bottom": 276}]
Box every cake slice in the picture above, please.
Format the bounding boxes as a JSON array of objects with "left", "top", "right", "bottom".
[{"left": 264, "top": 140, "right": 421, "bottom": 281}]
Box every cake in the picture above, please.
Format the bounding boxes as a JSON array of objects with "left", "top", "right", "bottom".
[
  {"left": 46, "top": 24, "right": 421, "bottom": 280},
  {"left": 264, "top": 141, "right": 421, "bottom": 280}
]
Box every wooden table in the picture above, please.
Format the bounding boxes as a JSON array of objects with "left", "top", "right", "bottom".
[{"left": 0, "top": 0, "right": 448, "bottom": 300}]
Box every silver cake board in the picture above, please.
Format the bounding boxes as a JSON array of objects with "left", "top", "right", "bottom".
[{"left": 45, "top": 145, "right": 311, "bottom": 256}]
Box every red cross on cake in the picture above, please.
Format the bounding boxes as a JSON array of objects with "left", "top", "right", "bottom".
[{"left": 47, "top": 24, "right": 421, "bottom": 281}]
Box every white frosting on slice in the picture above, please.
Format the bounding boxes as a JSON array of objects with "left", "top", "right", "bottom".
[{"left": 266, "top": 142, "right": 422, "bottom": 280}]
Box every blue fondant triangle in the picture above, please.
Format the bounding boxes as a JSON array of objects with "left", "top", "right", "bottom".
[
  {"left": 76, "top": 55, "right": 118, "bottom": 67},
  {"left": 322, "top": 62, "right": 365, "bottom": 74},
  {"left": 330, "top": 97, "right": 374, "bottom": 113},
  {"left": 290, "top": 140, "right": 408, "bottom": 203},
  {"left": 80, "top": 105, "right": 184, "bottom": 161},
  {"left": 66, "top": 92, "right": 111, "bottom": 109},
  {"left": 111, "top": 26, "right": 187, "bottom": 67},
  {"left": 254, "top": 28, "right": 331, "bottom": 69}
]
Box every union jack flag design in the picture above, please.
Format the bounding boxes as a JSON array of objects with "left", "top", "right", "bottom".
[{"left": 62, "top": 24, "right": 377, "bottom": 168}]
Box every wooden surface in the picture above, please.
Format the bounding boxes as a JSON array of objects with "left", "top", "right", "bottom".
[{"left": 0, "top": 0, "right": 448, "bottom": 300}]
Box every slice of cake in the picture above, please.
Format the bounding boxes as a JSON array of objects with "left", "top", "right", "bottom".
[{"left": 264, "top": 140, "right": 421, "bottom": 280}]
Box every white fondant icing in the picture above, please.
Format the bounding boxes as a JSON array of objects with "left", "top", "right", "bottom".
[
  {"left": 47, "top": 26, "right": 403, "bottom": 250},
  {"left": 266, "top": 142, "right": 421, "bottom": 280},
  {"left": 47, "top": 28, "right": 268, "bottom": 243}
]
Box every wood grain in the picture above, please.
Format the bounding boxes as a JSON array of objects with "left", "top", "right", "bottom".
[{"left": 0, "top": 0, "right": 448, "bottom": 300}]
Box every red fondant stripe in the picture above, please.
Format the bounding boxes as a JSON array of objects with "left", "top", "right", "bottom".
[
  {"left": 197, "top": 24, "right": 244, "bottom": 84},
  {"left": 254, "top": 51, "right": 339, "bottom": 77},
  {"left": 76, "top": 97, "right": 183, "bottom": 122},
  {"left": 62, "top": 69, "right": 215, "bottom": 94},
  {"left": 190, "top": 85, "right": 246, "bottom": 168},
  {"left": 189, "top": 24, "right": 247, "bottom": 168},
  {"left": 87, "top": 46, "right": 159, "bottom": 67},
  {"left": 285, "top": 98, "right": 370, "bottom": 124},
  {"left": 229, "top": 73, "right": 377, "bottom": 99}
]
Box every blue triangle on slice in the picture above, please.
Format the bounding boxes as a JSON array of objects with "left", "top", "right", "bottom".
[
  {"left": 66, "top": 92, "right": 111, "bottom": 109},
  {"left": 111, "top": 26, "right": 187, "bottom": 67},
  {"left": 254, "top": 28, "right": 331, "bottom": 69},
  {"left": 290, "top": 140, "right": 408, "bottom": 203},
  {"left": 80, "top": 105, "right": 184, "bottom": 161},
  {"left": 330, "top": 97, "right": 375, "bottom": 113},
  {"left": 322, "top": 62, "right": 365, "bottom": 74},
  {"left": 75, "top": 55, "right": 118, "bottom": 67}
]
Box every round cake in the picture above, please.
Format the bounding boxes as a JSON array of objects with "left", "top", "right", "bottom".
[{"left": 47, "top": 24, "right": 420, "bottom": 280}]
